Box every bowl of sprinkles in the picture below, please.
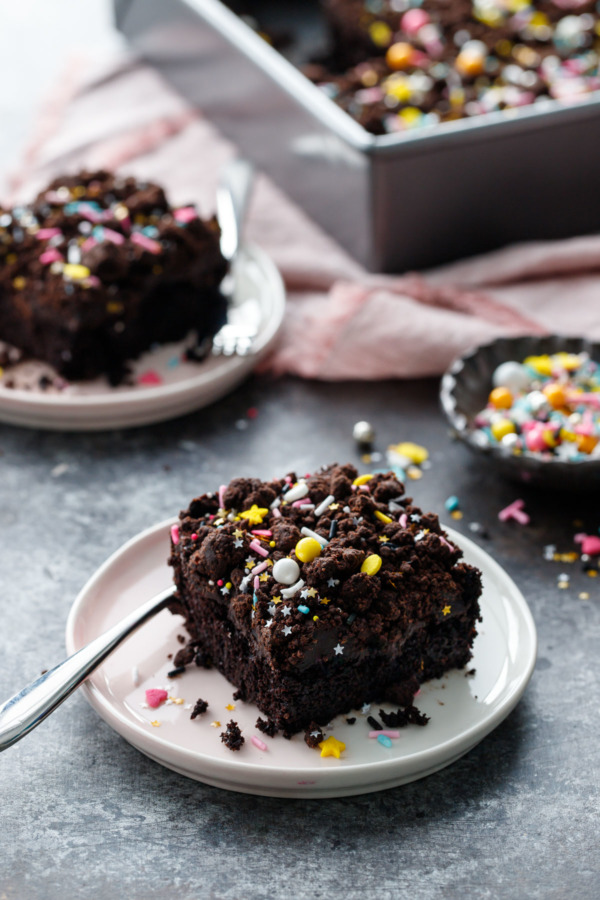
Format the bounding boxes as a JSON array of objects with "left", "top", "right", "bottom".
[{"left": 440, "top": 335, "right": 600, "bottom": 488}]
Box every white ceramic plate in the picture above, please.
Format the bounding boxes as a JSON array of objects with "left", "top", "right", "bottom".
[
  {"left": 65, "top": 521, "right": 537, "bottom": 798},
  {"left": 0, "top": 245, "right": 284, "bottom": 431}
]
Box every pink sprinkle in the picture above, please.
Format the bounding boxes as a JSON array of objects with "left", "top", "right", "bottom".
[
  {"left": 402, "top": 8, "right": 430, "bottom": 34},
  {"left": 219, "top": 484, "right": 227, "bottom": 509},
  {"left": 173, "top": 206, "right": 198, "bottom": 223},
  {"left": 272, "top": 508, "right": 282, "bottom": 518},
  {"left": 351, "top": 485, "right": 357, "bottom": 492},
  {"left": 145, "top": 688, "right": 168, "bottom": 708},
  {"left": 171, "top": 524, "right": 180, "bottom": 545},
  {"left": 39, "top": 248, "right": 63, "bottom": 265},
  {"left": 253, "top": 575, "right": 260, "bottom": 591},
  {"left": 498, "top": 499, "right": 530, "bottom": 525},
  {"left": 78, "top": 202, "right": 106, "bottom": 223},
  {"left": 191, "top": 533, "right": 198, "bottom": 540},
  {"left": 399, "top": 514, "right": 408, "bottom": 528},
  {"left": 252, "top": 529, "right": 272, "bottom": 537},
  {"left": 138, "top": 370, "right": 163, "bottom": 386},
  {"left": 80, "top": 237, "right": 98, "bottom": 253},
  {"left": 252, "top": 561, "right": 269, "bottom": 576},
  {"left": 249, "top": 539, "right": 268, "bottom": 557},
  {"left": 208, "top": 514, "right": 215, "bottom": 521},
  {"left": 217, "top": 579, "right": 224, "bottom": 587},
  {"left": 577, "top": 534, "right": 600, "bottom": 555},
  {"left": 358, "top": 484, "right": 370, "bottom": 492},
  {"left": 292, "top": 498, "right": 311, "bottom": 508},
  {"left": 36, "top": 227, "right": 62, "bottom": 241},
  {"left": 285, "top": 476, "right": 293, "bottom": 484},
  {"left": 45, "top": 190, "right": 67, "bottom": 204},
  {"left": 131, "top": 231, "right": 162, "bottom": 254},
  {"left": 102, "top": 227, "right": 125, "bottom": 245},
  {"left": 438, "top": 535, "right": 454, "bottom": 550},
  {"left": 251, "top": 735, "right": 268, "bottom": 751},
  {"left": 86, "top": 275, "right": 101, "bottom": 287},
  {"left": 368, "top": 730, "right": 400, "bottom": 739}
]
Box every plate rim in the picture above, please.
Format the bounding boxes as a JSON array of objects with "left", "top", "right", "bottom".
[
  {"left": 0, "top": 243, "right": 283, "bottom": 411},
  {"left": 65, "top": 518, "right": 538, "bottom": 783}
]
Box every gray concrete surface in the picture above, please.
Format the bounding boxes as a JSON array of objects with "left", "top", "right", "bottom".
[{"left": 0, "top": 377, "right": 598, "bottom": 899}]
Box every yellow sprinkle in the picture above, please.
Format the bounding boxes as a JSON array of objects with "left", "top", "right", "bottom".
[
  {"left": 524, "top": 354, "right": 553, "bottom": 376},
  {"left": 72, "top": 185, "right": 86, "bottom": 198},
  {"left": 558, "top": 582, "right": 569, "bottom": 590},
  {"left": 375, "top": 511, "right": 393, "bottom": 524},
  {"left": 12, "top": 276, "right": 26, "bottom": 290},
  {"left": 319, "top": 596, "right": 331, "bottom": 605},
  {"left": 313, "top": 615, "right": 319, "bottom": 622},
  {"left": 587, "top": 570, "right": 598, "bottom": 578},
  {"left": 442, "top": 605, "right": 452, "bottom": 616},
  {"left": 151, "top": 720, "right": 161, "bottom": 727},
  {"left": 407, "top": 467, "right": 422, "bottom": 480},
  {"left": 225, "top": 704, "right": 235, "bottom": 711},
  {"left": 361, "top": 454, "right": 372, "bottom": 464},
  {"left": 6, "top": 253, "right": 17, "bottom": 264},
  {"left": 369, "top": 20, "right": 392, "bottom": 47},
  {"left": 172, "top": 698, "right": 184, "bottom": 705},
  {"left": 272, "top": 595, "right": 282, "bottom": 605},
  {"left": 353, "top": 473, "right": 374, "bottom": 486},
  {"left": 389, "top": 442, "right": 428, "bottom": 464},
  {"left": 225, "top": 582, "right": 232, "bottom": 590},
  {"left": 379, "top": 535, "right": 390, "bottom": 543},
  {"left": 63, "top": 263, "right": 91, "bottom": 280},
  {"left": 451, "top": 510, "right": 463, "bottom": 520},
  {"left": 240, "top": 505, "right": 268, "bottom": 526},
  {"left": 295, "top": 537, "right": 322, "bottom": 563},
  {"left": 106, "top": 301, "right": 124, "bottom": 314},
  {"left": 269, "top": 540, "right": 276, "bottom": 547},
  {"left": 210, "top": 721, "right": 221, "bottom": 728},
  {"left": 361, "top": 554, "right": 382, "bottom": 576},
  {"left": 259, "top": 573, "right": 269, "bottom": 582},
  {"left": 318, "top": 735, "right": 346, "bottom": 758},
  {"left": 398, "top": 106, "right": 422, "bottom": 127},
  {"left": 579, "top": 592, "right": 590, "bottom": 600}
]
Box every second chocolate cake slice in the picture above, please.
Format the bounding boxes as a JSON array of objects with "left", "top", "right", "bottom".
[{"left": 169, "top": 464, "right": 482, "bottom": 736}]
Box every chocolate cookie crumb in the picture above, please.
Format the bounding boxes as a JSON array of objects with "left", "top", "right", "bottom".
[
  {"left": 379, "top": 705, "right": 430, "bottom": 728},
  {"left": 256, "top": 717, "right": 278, "bottom": 738},
  {"left": 304, "top": 721, "right": 325, "bottom": 748},
  {"left": 220, "top": 720, "right": 244, "bottom": 751},
  {"left": 233, "top": 688, "right": 246, "bottom": 702},
  {"left": 190, "top": 698, "right": 209, "bottom": 719},
  {"left": 346, "top": 717, "right": 356, "bottom": 725}
]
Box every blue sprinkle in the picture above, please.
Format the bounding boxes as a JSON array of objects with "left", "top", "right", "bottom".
[
  {"left": 143, "top": 225, "right": 159, "bottom": 238},
  {"left": 167, "top": 355, "right": 180, "bottom": 369},
  {"left": 298, "top": 605, "right": 310, "bottom": 614},
  {"left": 445, "top": 496, "right": 460, "bottom": 512},
  {"left": 347, "top": 613, "right": 356, "bottom": 624},
  {"left": 252, "top": 593, "right": 258, "bottom": 607},
  {"left": 64, "top": 202, "right": 80, "bottom": 215},
  {"left": 93, "top": 225, "right": 105, "bottom": 242},
  {"left": 377, "top": 734, "right": 393, "bottom": 749}
]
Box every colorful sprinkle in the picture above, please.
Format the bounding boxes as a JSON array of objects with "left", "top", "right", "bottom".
[
  {"left": 318, "top": 735, "right": 346, "bottom": 758},
  {"left": 377, "top": 734, "right": 393, "bottom": 748},
  {"left": 369, "top": 730, "right": 400, "bottom": 739},
  {"left": 251, "top": 735, "right": 268, "bottom": 751},
  {"left": 498, "top": 499, "right": 530, "bottom": 525},
  {"left": 145, "top": 689, "right": 168, "bottom": 708},
  {"left": 171, "top": 524, "right": 180, "bottom": 545}
]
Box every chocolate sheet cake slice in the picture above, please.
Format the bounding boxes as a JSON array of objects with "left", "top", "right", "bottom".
[
  {"left": 0, "top": 170, "right": 227, "bottom": 384},
  {"left": 169, "top": 464, "right": 482, "bottom": 736}
]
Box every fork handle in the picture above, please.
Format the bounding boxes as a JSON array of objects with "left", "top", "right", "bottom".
[
  {"left": 217, "top": 159, "right": 254, "bottom": 262},
  {"left": 0, "top": 587, "right": 175, "bottom": 751}
]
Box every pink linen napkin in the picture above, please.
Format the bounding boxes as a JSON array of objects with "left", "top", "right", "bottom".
[{"left": 7, "top": 51, "right": 600, "bottom": 380}]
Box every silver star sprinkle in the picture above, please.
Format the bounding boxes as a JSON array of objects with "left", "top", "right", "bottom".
[
  {"left": 334, "top": 643, "right": 344, "bottom": 655},
  {"left": 327, "top": 578, "right": 339, "bottom": 588},
  {"left": 283, "top": 625, "right": 292, "bottom": 636},
  {"left": 281, "top": 605, "right": 291, "bottom": 617}
]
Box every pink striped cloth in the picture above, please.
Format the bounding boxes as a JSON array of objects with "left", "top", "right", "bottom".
[{"left": 7, "top": 50, "right": 600, "bottom": 379}]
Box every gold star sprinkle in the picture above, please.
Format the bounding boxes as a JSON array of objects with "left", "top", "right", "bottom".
[
  {"left": 306, "top": 587, "right": 318, "bottom": 598},
  {"left": 234, "top": 529, "right": 244, "bottom": 539},
  {"left": 318, "top": 736, "right": 346, "bottom": 759},
  {"left": 225, "top": 704, "right": 236, "bottom": 711},
  {"left": 442, "top": 605, "right": 451, "bottom": 616},
  {"left": 580, "top": 592, "right": 590, "bottom": 600},
  {"left": 151, "top": 720, "right": 161, "bottom": 727},
  {"left": 172, "top": 698, "right": 185, "bottom": 705},
  {"left": 451, "top": 510, "right": 463, "bottom": 520},
  {"left": 246, "top": 559, "right": 256, "bottom": 570},
  {"left": 240, "top": 505, "right": 268, "bottom": 526},
  {"left": 272, "top": 595, "right": 282, "bottom": 605},
  {"left": 210, "top": 721, "right": 221, "bottom": 728},
  {"left": 259, "top": 573, "right": 269, "bottom": 583},
  {"left": 329, "top": 503, "right": 339, "bottom": 510},
  {"left": 379, "top": 535, "right": 390, "bottom": 543},
  {"left": 319, "top": 597, "right": 331, "bottom": 605}
]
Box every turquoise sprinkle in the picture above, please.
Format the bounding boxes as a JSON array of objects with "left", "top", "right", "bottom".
[
  {"left": 347, "top": 614, "right": 356, "bottom": 624},
  {"left": 445, "top": 495, "right": 460, "bottom": 512},
  {"left": 377, "top": 734, "right": 392, "bottom": 749},
  {"left": 252, "top": 593, "right": 258, "bottom": 607},
  {"left": 298, "top": 605, "right": 310, "bottom": 614},
  {"left": 167, "top": 355, "right": 180, "bottom": 369},
  {"left": 93, "top": 225, "right": 105, "bottom": 242},
  {"left": 64, "top": 202, "right": 80, "bottom": 215},
  {"left": 143, "top": 225, "right": 159, "bottom": 238}
]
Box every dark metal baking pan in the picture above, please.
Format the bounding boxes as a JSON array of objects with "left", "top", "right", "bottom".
[{"left": 115, "top": 0, "right": 600, "bottom": 272}]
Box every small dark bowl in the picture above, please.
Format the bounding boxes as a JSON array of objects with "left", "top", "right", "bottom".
[{"left": 440, "top": 335, "right": 600, "bottom": 490}]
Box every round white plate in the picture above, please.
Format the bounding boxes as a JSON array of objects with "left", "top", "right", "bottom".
[
  {"left": 0, "top": 245, "right": 284, "bottom": 431},
  {"left": 65, "top": 521, "right": 537, "bottom": 798}
]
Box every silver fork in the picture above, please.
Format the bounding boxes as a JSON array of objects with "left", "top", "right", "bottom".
[{"left": 212, "top": 159, "right": 261, "bottom": 357}]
